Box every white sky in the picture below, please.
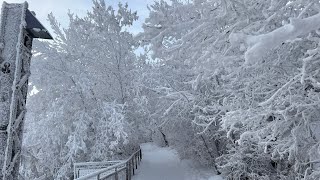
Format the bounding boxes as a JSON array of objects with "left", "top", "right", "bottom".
[{"left": 1, "top": 0, "right": 155, "bottom": 34}]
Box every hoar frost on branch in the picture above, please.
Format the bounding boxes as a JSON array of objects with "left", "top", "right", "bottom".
[
  {"left": 19, "top": 0, "right": 320, "bottom": 179},
  {"left": 21, "top": 1, "right": 142, "bottom": 179},
  {"left": 139, "top": 0, "right": 320, "bottom": 179}
]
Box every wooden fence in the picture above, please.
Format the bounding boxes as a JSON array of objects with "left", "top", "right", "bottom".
[{"left": 74, "top": 148, "right": 142, "bottom": 180}]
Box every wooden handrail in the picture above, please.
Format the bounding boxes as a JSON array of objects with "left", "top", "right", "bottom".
[
  {"left": 75, "top": 160, "right": 124, "bottom": 167},
  {"left": 75, "top": 148, "right": 142, "bottom": 180}
]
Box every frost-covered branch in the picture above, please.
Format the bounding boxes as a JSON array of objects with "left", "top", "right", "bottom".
[{"left": 244, "top": 12, "right": 320, "bottom": 64}]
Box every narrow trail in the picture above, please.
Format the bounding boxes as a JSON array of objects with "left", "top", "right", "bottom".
[{"left": 132, "top": 143, "right": 223, "bottom": 180}]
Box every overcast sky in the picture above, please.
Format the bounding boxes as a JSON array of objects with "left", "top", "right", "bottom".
[{"left": 1, "top": 0, "right": 155, "bottom": 34}]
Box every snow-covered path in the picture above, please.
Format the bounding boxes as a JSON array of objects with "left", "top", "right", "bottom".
[{"left": 132, "top": 143, "right": 223, "bottom": 180}]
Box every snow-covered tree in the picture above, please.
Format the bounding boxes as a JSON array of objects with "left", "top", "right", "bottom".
[
  {"left": 138, "top": 0, "right": 228, "bottom": 170},
  {"left": 19, "top": 0, "right": 320, "bottom": 179},
  {"left": 140, "top": 0, "right": 320, "bottom": 179},
  {"left": 21, "top": 1, "right": 141, "bottom": 179}
]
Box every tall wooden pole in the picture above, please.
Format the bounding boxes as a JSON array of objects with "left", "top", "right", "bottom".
[
  {"left": 0, "top": 2, "right": 28, "bottom": 179},
  {"left": 0, "top": 2, "right": 52, "bottom": 179}
]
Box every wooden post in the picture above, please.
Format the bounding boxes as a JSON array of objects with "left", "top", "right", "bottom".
[
  {"left": 114, "top": 167, "right": 118, "bottom": 180},
  {"left": 132, "top": 158, "right": 135, "bottom": 175},
  {"left": 140, "top": 149, "right": 142, "bottom": 160},
  {"left": 126, "top": 161, "right": 129, "bottom": 180},
  {"left": 129, "top": 161, "right": 132, "bottom": 179},
  {"left": 0, "top": 3, "right": 52, "bottom": 180},
  {"left": 135, "top": 154, "right": 138, "bottom": 169}
]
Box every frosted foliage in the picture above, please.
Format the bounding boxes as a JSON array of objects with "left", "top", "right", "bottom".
[
  {"left": 20, "top": 1, "right": 141, "bottom": 179},
  {"left": 139, "top": 0, "right": 320, "bottom": 179},
  {"left": 13, "top": 0, "right": 320, "bottom": 179},
  {"left": 90, "top": 102, "right": 130, "bottom": 161}
]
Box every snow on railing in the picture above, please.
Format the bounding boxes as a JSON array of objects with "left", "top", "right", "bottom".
[
  {"left": 74, "top": 148, "right": 142, "bottom": 180},
  {"left": 74, "top": 160, "right": 125, "bottom": 178}
]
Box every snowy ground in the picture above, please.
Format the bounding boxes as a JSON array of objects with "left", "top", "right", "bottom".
[{"left": 132, "top": 143, "right": 224, "bottom": 180}]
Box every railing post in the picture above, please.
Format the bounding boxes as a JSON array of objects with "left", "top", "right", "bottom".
[
  {"left": 135, "top": 154, "right": 138, "bottom": 169},
  {"left": 115, "top": 167, "right": 118, "bottom": 180},
  {"left": 129, "top": 160, "right": 132, "bottom": 179},
  {"left": 140, "top": 148, "right": 142, "bottom": 160},
  {"left": 126, "top": 161, "right": 130, "bottom": 180},
  {"left": 132, "top": 158, "right": 135, "bottom": 175}
]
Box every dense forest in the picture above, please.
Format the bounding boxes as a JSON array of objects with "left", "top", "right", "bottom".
[{"left": 19, "top": 0, "right": 320, "bottom": 179}]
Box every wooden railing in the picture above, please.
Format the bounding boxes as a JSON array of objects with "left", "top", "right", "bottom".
[
  {"left": 74, "top": 161, "right": 125, "bottom": 178},
  {"left": 74, "top": 148, "right": 142, "bottom": 180}
]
